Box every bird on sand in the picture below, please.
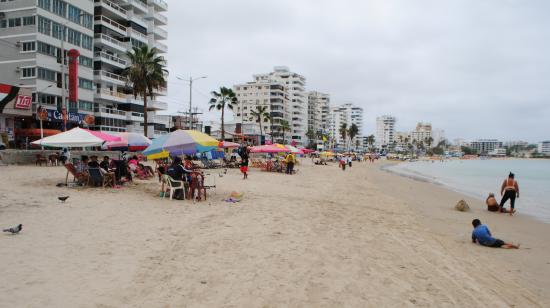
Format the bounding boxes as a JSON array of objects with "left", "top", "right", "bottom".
[
  {"left": 3, "top": 224, "right": 22, "bottom": 234},
  {"left": 58, "top": 196, "right": 69, "bottom": 202}
]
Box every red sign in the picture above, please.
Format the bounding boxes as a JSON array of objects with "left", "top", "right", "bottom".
[
  {"left": 14, "top": 94, "right": 32, "bottom": 110},
  {"left": 68, "top": 49, "right": 80, "bottom": 103}
]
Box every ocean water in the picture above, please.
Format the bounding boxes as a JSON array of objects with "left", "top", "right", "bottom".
[{"left": 388, "top": 159, "right": 550, "bottom": 223}]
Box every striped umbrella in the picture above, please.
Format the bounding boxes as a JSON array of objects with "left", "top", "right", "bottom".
[
  {"left": 142, "top": 130, "right": 219, "bottom": 158},
  {"left": 105, "top": 132, "right": 152, "bottom": 151}
]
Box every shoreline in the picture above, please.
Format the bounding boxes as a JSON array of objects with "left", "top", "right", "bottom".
[{"left": 1, "top": 162, "right": 549, "bottom": 306}]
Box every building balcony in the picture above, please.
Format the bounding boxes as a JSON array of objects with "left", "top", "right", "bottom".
[
  {"left": 147, "top": 100, "right": 168, "bottom": 111},
  {"left": 152, "top": 26, "right": 167, "bottom": 39},
  {"left": 95, "top": 88, "right": 128, "bottom": 104},
  {"left": 94, "top": 15, "right": 127, "bottom": 36},
  {"left": 150, "top": 0, "right": 168, "bottom": 11},
  {"left": 145, "top": 7, "right": 167, "bottom": 25},
  {"left": 94, "top": 0, "right": 128, "bottom": 20},
  {"left": 94, "top": 33, "right": 129, "bottom": 53},
  {"left": 153, "top": 41, "right": 167, "bottom": 53},
  {"left": 94, "top": 107, "right": 127, "bottom": 120},
  {"left": 94, "top": 70, "right": 127, "bottom": 86},
  {"left": 128, "top": 28, "right": 148, "bottom": 43},
  {"left": 94, "top": 51, "right": 127, "bottom": 69},
  {"left": 126, "top": 111, "right": 144, "bottom": 122},
  {"left": 123, "top": 0, "right": 148, "bottom": 14}
]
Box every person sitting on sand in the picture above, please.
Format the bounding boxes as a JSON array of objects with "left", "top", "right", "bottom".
[
  {"left": 500, "top": 172, "right": 519, "bottom": 216},
  {"left": 471, "top": 219, "right": 519, "bottom": 249},
  {"left": 486, "top": 193, "right": 502, "bottom": 212}
]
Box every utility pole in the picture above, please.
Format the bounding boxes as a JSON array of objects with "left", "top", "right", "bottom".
[{"left": 176, "top": 75, "right": 207, "bottom": 130}]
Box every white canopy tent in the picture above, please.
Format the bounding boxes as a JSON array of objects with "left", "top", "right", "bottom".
[{"left": 31, "top": 127, "right": 109, "bottom": 148}]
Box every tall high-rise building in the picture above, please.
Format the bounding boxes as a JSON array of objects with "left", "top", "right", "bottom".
[
  {"left": 233, "top": 77, "right": 289, "bottom": 144},
  {"left": 307, "top": 91, "right": 330, "bottom": 143},
  {"left": 0, "top": 0, "right": 95, "bottom": 136},
  {"left": 253, "top": 67, "right": 307, "bottom": 146},
  {"left": 375, "top": 115, "right": 396, "bottom": 149},
  {"left": 329, "top": 103, "right": 363, "bottom": 150},
  {"left": 93, "top": 0, "right": 168, "bottom": 137},
  {"left": 0, "top": 0, "right": 169, "bottom": 142}
]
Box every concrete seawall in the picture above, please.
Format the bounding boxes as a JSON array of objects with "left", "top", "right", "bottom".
[{"left": 0, "top": 150, "right": 140, "bottom": 165}]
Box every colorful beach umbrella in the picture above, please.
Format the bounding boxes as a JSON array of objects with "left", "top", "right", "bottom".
[
  {"left": 31, "top": 127, "right": 120, "bottom": 148},
  {"left": 142, "top": 130, "right": 219, "bottom": 157},
  {"left": 273, "top": 144, "right": 304, "bottom": 154},
  {"left": 105, "top": 132, "right": 152, "bottom": 151},
  {"left": 142, "top": 134, "right": 169, "bottom": 159},
  {"left": 219, "top": 141, "right": 240, "bottom": 148},
  {"left": 250, "top": 144, "right": 291, "bottom": 153}
]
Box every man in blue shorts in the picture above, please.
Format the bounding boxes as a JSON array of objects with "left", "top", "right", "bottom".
[{"left": 471, "top": 219, "right": 519, "bottom": 249}]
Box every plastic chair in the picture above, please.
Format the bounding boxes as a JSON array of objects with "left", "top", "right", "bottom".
[
  {"left": 189, "top": 172, "right": 207, "bottom": 201},
  {"left": 162, "top": 174, "right": 186, "bottom": 200}
]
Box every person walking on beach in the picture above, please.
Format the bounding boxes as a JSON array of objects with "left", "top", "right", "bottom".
[
  {"left": 500, "top": 172, "right": 519, "bottom": 216},
  {"left": 285, "top": 152, "right": 295, "bottom": 174},
  {"left": 339, "top": 156, "right": 346, "bottom": 171},
  {"left": 471, "top": 219, "right": 519, "bottom": 249},
  {"left": 240, "top": 153, "right": 249, "bottom": 180}
]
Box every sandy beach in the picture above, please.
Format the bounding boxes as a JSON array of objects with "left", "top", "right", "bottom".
[{"left": 1, "top": 160, "right": 549, "bottom": 307}]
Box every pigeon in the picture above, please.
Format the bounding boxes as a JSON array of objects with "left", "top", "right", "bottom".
[
  {"left": 3, "top": 224, "right": 22, "bottom": 234},
  {"left": 58, "top": 196, "right": 69, "bottom": 202}
]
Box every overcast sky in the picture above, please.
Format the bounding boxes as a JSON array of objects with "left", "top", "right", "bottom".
[{"left": 163, "top": 0, "right": 550, "bottom": 142}]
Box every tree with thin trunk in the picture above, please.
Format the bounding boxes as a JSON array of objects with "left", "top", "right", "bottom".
[
  {"left": 348, "top": 124, "right": 359, "bottom": 151},
  {"left": 280, "top": 120, "right": 290, "bottom": 144},
  {"left": 209, "top": 87, "right": 237, "bottom": 141},
  {"left": 124, "top": 46, "right": 167, "bottom": 137},
  {"left": 250, "top": 105, "right": 269, "bottom": 145},
  {"left": 366, "top": 134, "right": 375, "bottom": 152},
  {"left": 339, "top": 123, "right": 347, "bottom": 149}
]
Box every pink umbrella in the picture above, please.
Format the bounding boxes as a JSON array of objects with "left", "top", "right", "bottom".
[
  {"left": 83, "top": 129, "right": 121, "bottom": 142},
  {"left": 219, "top": 141, "right": 240, "bottom": 148},
  {"left": 249, "top": 144, "right": 291, "bottom": 153},
  {"left": 300, "top": 148, "right": 316, "bottom": 154}
]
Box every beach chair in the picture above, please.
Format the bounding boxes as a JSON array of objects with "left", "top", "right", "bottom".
[
  {"left": 64, "top": 163, "right": 88, "bottom": 185},
  {"left": 48, "top": 154, "right": 59, "bottom": 166},
  {"left": 88, "top": 168, "right": 103, "bottom": 187},
  {"left": 189, "top": 172, "right": 207, "bottom": 201},
  {"left": 162, "top": 174, "right": 186, "bottom": 200},
  {"left": 35, "top": 154, "right": 48, "bottom": 166}
]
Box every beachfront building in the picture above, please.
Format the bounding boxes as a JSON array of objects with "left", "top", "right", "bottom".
[
  {"left": 538, "top": 141, "right": 550, "bottom": 155},
  {"left": 410, "top": 122, "right": 432, "bottom": 143},
  {"left": 93, "top": 0, "right": 169, "bottom": 137},
  {"left": 432, "top": 129, "right": 445, "bottom": 146},
  {"left": 470, "top": 139, "right": 503, "bottom": 155},
  {"left": 375, "top": 115, "right": 396, "bottom": 150},
  {"left": 0, "top": 0, "right": 95, "bottom": 143},
  {"left": 0, "top": 0, "right": 169, "bottom": 142},
  {"left": 252, "top": 67, "right": 308, "bottom": 146},
  {"left": 307, "top": 91, "right": 330, "bottom": 148},
  {"left": 329, "top": 103, "right": 364, "bottom": 151},
  {"left": 233, "top": 77, "right": 289, "bottom": 144}
]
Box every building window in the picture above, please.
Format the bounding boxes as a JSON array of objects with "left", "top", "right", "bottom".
[
  {"left": 38, "top": 0, "right": 51, "bottom": 10},
  {"left": 52, "top": 22, "right": 66, "bottom": 40},
  {"left": 78, "top": 56, "right": 93, "bottom": 68},
  {"left": 0, "top": 20, "right": 6, "bottom": 28},
  {"left": 38, "top": 16, "right": 51, "bottom": 36},
  {"left": 81, "top": 14, "right": 93, "bottom": 29},
  {"left": 22, "top": 16, "right": 36, "bottom": 26},
  {"left": 21, "top": 67, "right": 36, "bottom": 79},
  {"left": 78, "top": 100, "right": 93, "bottom": 111},
  {"left": 67, "top": 29, "right": 81, "bottom": 46},
  {"left": 8, "top": 18, "right": 21, "bottom": 28},
  {"left": 37, "top": 93, "right": 60, "bottom": 106},
  {"left": 68, "top": 5, "right": 81, "bottom": 24},
  {"left": 78, "top": 78, "right": 93, "bottom": 90},
  {"left": 37, "top": 67, "right": 57, "bottom": 82},
  {"left": 81, "top": 34, "right": 93, "bottom": 50},
  {"left": 52, "top": 0, "right": 67, "bottom": 18},
  {"left": 37, "top": 41, "right": 56, "bottom": 57},
  {"left": 21, "top": 41, "right": 36, "bottom": 52}
]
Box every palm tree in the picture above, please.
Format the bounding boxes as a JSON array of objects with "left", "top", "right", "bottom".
[
  {"left": 250, "top": 105, "right": 269, "bottom": 145},
  {"left": 209, "top": 87, "right": 237, "bottom": 141},
  {"left": 424, "top": 136, "right": 434, "bottom": 149},
  {"left": 347, "top": 124, "right": 359, "bottom": 151},
  {"left": 280, "top": 120, "right": 290, "bottom": 144},
  {"left": 123, "top": 46, "right": 167, "bottom": 137},
  {"left": 339, "top": 123, "right": 347, "bottom": 149},
  {"left": 366, "top": 134, "right": 375, "bottom": 152}
]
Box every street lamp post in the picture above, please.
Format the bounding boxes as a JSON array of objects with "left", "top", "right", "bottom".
[{"left": 176, "top": 76, "right": 207, "bottom": 130}]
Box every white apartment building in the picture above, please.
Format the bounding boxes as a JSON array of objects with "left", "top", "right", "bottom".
[
  {"left": 470, "top": 139, "right": 503, "bottom": 154},
  {"left": 538, "top": 141, "right": 550, "bottom": 155},
  {"left": 233, "top": 78, "right": 289, "bottom": 144},
  {"left": 0, "top": 0, "right": 95, "bottom": 135},
  {"left": 411, "top": 122, "right": 432, "bottom": 143},
  {"left": 0, "top": 0, "right": 169, "bottom": 141},
  {"left": 329, "top": 103, "right": 364, "bottom": 150},
  {"left": 307, "top": 91, "right": 330, "bottom": 142},
  {"left": 93, "top": 0, "right": 169, "bottom": 137},
  {"left": 253, "top": 66, "right": 307, "bottom": 146},
  {"left": 375, "top": 115, "right": 396, "bottom": 149}
]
